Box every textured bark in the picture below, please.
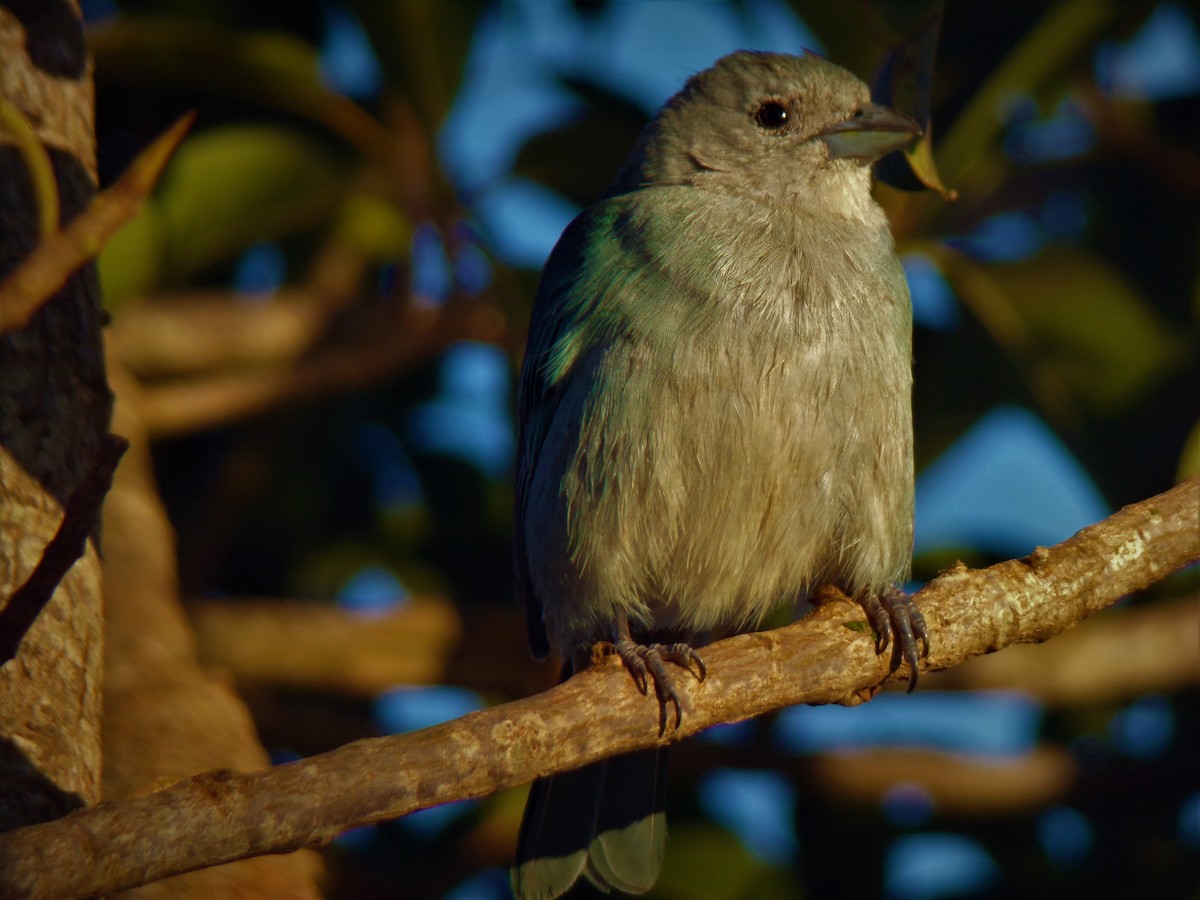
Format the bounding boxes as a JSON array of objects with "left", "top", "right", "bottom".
[
  {"left": 0, "top": 435, "right": 123, "bottom": 665},
  {"left": 1, "top": 7, "right": 318, "bottom": 895},
  {"left": 931, "top": 591, "right": 1198, "bottom": 703},
  {"left": 0, "top": 476, "right": 1194, "bottom": 899},
  {"left": 0, "top": 0, "right": 111, "bottom": 830},
  {"left": 0, "top": 450, "right": 102, "bottom": 829}
]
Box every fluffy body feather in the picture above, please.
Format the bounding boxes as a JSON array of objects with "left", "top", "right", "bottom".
[{"left": 513, "top": 50, "right": 919, "bottom": 898}]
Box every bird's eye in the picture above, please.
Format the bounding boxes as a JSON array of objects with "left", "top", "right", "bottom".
[{"left": 754, "top": 101, "right": 789, "bottom": 130}]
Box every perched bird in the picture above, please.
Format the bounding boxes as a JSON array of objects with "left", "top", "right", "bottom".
[{"left": 512, "top": 50, "right": 928, "bottom": 899}]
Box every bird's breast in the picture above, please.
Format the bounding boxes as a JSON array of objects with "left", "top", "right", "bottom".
[{"left": 562, "top": 254, "right": 913, "bottom": 638}]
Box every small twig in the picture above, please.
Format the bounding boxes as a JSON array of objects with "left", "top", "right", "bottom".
[
  {"left": 0, "top": 434, "right": 128, "bottom": 665},
  {"left": 0, "top": 113, "right": 194, "bottom": 337}
]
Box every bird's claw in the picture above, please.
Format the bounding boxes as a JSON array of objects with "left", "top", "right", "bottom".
[
  {"left": 861, "top": 585, "right": 929, "bottom": 692},
  {"left": 614, "top": 632, "right": 706, "bottom": 734}
]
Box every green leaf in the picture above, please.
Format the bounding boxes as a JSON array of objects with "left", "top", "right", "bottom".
[
  {"left": 156, "top": 125, "right": 349, "bottom": 275},
  {"left": 901, "top": 131, "right": 958, "bottom": 200},
  {"left": 946, "top": 247, "right": 1183, "bottom": 413},
  {"left": 98, "top": 198, "right": 166, "bottom": 311},
  {"left": 332, "top": 192, "right": 412, "bottom": 261}
]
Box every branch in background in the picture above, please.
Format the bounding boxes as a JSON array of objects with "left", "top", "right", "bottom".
[
  {"left": 815, "top": 745, "right": 1064, "bottom": 814},
  {"left": 0, "top": 434, "right": 126, "bottom": 665},
  {"left": 191, "top": 597, "right": 462, "bottom": 696},
  {"left": 0, "top": 477, "right": 1193, "bottom": 898},
  {"left": 137, "top": 295, "right": 507, "bottom": 438},
  {"left": 678, "top": 739, "right": 1077, "bottom": 817},
  {"left": 932, "top": 591, "right": 1198, "bottom": 703},
  {"left": 193, "top": 600, "right": 547, "bottom": 703},
  {"left": 0, "top": 114, "right": 192, "bottom": 336},
  {"left": 109, "top": 289, "right": 338, "bottom": 379},
  {"left": 190, "top": 590, "right": 1198, "bottom": 707},
  {"left": 109, "top": 234, "right": 377, "bottom": 380}
]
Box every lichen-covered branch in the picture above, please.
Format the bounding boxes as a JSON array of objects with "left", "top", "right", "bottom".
[{"left": 0, "top": 476, "right": 1195, "bottom": 899}]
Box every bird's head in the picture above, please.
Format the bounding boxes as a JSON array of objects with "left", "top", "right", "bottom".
[{"left": 609, "top": 51, "right": 920, "bottom": 214}]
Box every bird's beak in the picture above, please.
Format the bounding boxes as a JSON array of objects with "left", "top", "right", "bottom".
[{"left": 818, "top": 104, "right": 922, "bottom": 161}]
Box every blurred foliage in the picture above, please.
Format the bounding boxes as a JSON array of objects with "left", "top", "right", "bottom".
[
  {"left": 84, "top": 0, "right": 1199, "bottom": 898},
  {"left": 157, "top": 125, "right": 350, "bottom": 274}
]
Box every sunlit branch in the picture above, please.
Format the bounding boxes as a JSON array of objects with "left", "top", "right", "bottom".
[{"left": 0, "top": 477, "right": 1194, "bottom": 899}]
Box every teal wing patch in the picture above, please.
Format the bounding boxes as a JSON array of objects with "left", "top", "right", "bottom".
[{"left": 514, "top": 201, "right": 628, "bottom": 658}]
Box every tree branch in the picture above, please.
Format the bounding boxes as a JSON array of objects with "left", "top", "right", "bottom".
[
  {"left": 0, "top": 477, "right": 1195, "bottom": 899},
  {"left": 930, "top": 591, "right": 1198, "bottom": 703},
  {"left": 188, "top": 589, "right": 1198, "bottom": 706}
]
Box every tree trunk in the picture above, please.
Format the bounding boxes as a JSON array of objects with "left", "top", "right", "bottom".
[{"left": 0, "top": 0, "right": 111, "bottom": 829}]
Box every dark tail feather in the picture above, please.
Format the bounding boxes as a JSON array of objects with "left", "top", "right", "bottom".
[
  {"left": 512, "top": 762, "right": 602, "bottom": 900},
  {"left": 512, "top": 749, "right": 667, "bottom": 900},
  {"left": 585, "top": 748, "right": 667, "bottom": 894}
]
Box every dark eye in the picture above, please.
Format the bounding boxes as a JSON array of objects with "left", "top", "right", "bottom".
[{"left": 754, "top": 101, "right": 789, "bottom": 130}]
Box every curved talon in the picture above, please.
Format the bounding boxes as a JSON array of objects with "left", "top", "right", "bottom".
[
  {"left": 658, "top": 642, "right": 707, "bottom": 682},
  {"left": 641, "top": 647, "right": 684, "bottom": 731},
  {"left": 618, "top": 646, "right": 650, "bottom": 695},
  {"left": 864, "top": 586, "right": 929, "bottom": 692},
  {"left": 613, "top": 622, "right": 706, "bottom": 733},
  {"left": 860, "top": 592, "right": 893, "bottom": 653}
]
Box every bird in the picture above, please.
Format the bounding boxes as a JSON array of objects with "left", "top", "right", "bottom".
[{"left": 511, "top": 50, "right": 928, "bottom": 899}]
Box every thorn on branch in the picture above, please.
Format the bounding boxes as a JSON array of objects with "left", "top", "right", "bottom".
[{"left": 0, "top": 112, "right": 194, "bottom": 337}]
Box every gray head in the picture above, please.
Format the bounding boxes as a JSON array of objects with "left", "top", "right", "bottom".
[{"left": 607, "top": 51, "right": 919, "bottom": 210}]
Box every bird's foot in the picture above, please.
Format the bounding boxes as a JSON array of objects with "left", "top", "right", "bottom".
[
  {"left": 612, "top": 620, "right": 706, "bottom": 733},
  {"left": 860, "top": 585, "right": 929, "bottom": 692}
]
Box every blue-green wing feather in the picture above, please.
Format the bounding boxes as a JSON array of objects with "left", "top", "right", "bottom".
[{"left": 514, "top": 201, "right": 628, "bottom": 658}]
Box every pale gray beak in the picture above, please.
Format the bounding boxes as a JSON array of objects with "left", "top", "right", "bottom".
[{"left": 818, "top": 103, "right": 922, "bottom": 161}]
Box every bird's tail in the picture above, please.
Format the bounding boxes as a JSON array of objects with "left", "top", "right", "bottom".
[{"left": 511, "top": 748, "right": 668, "bottom": 899}]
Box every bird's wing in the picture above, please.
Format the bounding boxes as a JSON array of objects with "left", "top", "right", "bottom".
[{"left": 514, "top": 200, "right": 629, "bottom": 659}]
